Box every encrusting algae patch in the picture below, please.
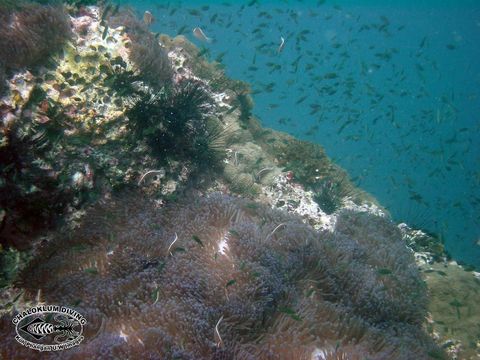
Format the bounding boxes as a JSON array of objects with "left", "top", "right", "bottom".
[
  {"left": 423, "top": 262, "right": 480, "bottom": 359},
  {"left": 0, "top": 2, "right": 478, "bottom": 359}
]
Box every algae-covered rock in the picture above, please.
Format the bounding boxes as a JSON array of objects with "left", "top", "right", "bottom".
[
  {"left": 0, "top": 4, "right": 176, "bottom": 249},
  {"left": 106, "top": 8, "right": 172, "bottom": 87},
  {"left": 423, "top": 262, "right": 480, "bottom": 359}
]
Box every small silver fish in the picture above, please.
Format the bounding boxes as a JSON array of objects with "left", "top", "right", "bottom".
[
  {"left": 277, "top": 36, "right": 285, "bottom": 53},
  {"left": 193, "top": 27, "right": 212, "bottom": 43},
  {"left": 143, "top": 11, "right": 154, "bottom": 26}
]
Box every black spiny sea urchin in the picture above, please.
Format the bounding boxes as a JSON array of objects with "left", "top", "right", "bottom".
[{"left": 125, "top": 79, "right": 226, "bottom": 172}]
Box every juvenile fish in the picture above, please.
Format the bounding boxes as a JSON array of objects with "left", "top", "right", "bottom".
[
  {"left": 193, "top": 27, "right": 213, "bottom": 43},
  {"left": 101, "top": 4, "right": 112, "bottom": 21},
  {"left": 102, "top": 25, "right": 109, "bottom": 40},
  {"left": 277, "top": 36, "right": 285, "bottom": 53},
  {"left": 143, "top": 11, "right": 155, "bottom": 26}
]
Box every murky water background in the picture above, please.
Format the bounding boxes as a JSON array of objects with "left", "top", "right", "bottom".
[{"left": 120, "top": 0, "right": 480, "bottom": 266}]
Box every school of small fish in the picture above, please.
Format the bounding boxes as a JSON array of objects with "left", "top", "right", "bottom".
[{"left": 140, "top": 1, "right": 479, "bottom": 266}]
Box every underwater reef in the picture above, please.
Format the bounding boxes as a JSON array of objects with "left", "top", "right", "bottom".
[
  {"left": 0, "top": 1, "right": 71, "bottom": 93},
  {"left": 0, "top": 192, "right": 441, "bottom": 359},
  {"left": 0, "top": 3, "right": 477, "bottom": 359},
  {"left": 105, "top": 8, "right": 172, "bottom": 87}
]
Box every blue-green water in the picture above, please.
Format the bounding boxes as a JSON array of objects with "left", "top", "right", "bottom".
[{"left": 123, "top": 0, "right": 479, "bottom": 267}]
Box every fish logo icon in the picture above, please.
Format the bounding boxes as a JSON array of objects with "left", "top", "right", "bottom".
[
  {"left": 20, "top": 315, "right": 81, "bottom": 342},
  {"left": 13, "top": 305, "right": 86, "bottom": 351}
]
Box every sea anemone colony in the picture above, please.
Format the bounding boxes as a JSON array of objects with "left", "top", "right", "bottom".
[{"left": 0, "top": 192, "right": 443, "bottom": 359}]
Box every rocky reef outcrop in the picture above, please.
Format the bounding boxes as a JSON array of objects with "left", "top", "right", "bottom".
[{"left": 1, "top": 3, "right": 477, "bottom": 359}]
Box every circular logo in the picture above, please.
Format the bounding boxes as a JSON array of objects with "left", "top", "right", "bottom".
[{"left": 12, "top": 305, "right": 86, "bottom": 352}]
